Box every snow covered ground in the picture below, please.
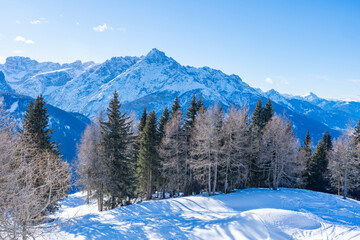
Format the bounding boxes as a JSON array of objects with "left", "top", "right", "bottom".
[{"left": 44, "top": 188, "right": 360, "bottom": 240}]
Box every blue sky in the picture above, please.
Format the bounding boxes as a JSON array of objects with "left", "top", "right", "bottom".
[{"left": 0, "top": 0, "right": 359, "bottom": 100}]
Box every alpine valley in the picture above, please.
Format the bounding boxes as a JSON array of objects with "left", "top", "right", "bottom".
[{"left": 1, "top": 48, "right": 359, "bottom": 162}]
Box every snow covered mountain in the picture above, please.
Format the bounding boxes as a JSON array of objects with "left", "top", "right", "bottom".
[
  {"left": 0, "top": 92, "right": 89, "bottom": 163},
  {"left": 1, "top": 49, "right": 359, "bottom": 141},
  {"left": 44, "top": 188, "right": 360, "bottom": 239}
]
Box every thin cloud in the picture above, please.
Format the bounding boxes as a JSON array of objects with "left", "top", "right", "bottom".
[
  {"left": 93, "top": 23, "right": 113, "bottom": 32},
  {"left": 13, "top": 50, "right": 23, "bottom": 54},
  {"left": 15, "top": 20, "right": 21, "bottom": 24},
  {"left": 30, "top": 20, "right": 41, "bottom": 24},
  {"left": 265, "top": 77, "right": 274, "bottom": 84},
  {"left": 76, "top": 22, "right": 80, "bottom": 26},
  {"left": 14, "top": 36, "right": 34, "bottom": 44}
]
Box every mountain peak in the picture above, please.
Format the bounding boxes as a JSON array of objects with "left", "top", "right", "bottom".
[
  {"left": 143, "top": 48, "right": 170, "bottom": 63},
  {"left": 302, "top": 92, "right": 319, "bottom": 101}
]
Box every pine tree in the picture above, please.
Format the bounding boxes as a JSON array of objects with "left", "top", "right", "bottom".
[
  {"left": 138, "top": 107, "right": 147, "bottom": 132},
  {"left": 136, "top": 111, "right": 160, "bottom": 199},
  {"left": 305, "top": 135, "right": 330, "bottom": 192},
  {"left": 301, "top": 131, "right": 313, "bottom": 185},
  {"left": 158, "top": 107, "right": 170, "bottom": 141},
  {"left": 23, "top": 95, "right": 59, "bottom": 156},
  {"left": 323, "top": 131, "right": 333, "bottom": 151},
  {"left": 263, "top": 98, "right": 274, "bottom": 125},
  {"left": 185, "top": 95, "right": 198, "bottom": 131},
  {"left": 101, "top": 91, "right": 134, "bottom": 209},
  {"left": 197, "top": 97, "right": 204, "bottom": 111},
  {"left": 171, "top": 96, "right": 181, "bottom": 115},
  {"left": 251, "top": 99, "right": 264, "bottom": 130}
]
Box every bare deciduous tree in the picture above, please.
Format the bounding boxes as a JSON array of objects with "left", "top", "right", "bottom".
[
  {"left": 329, "top": 130, "right": 360, "bottom": 199},
  {"left": 260, "top": 115, "right": 301, "bottom": 190}
]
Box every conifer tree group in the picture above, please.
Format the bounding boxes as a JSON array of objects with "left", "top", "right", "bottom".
[{"left": 76, "top": 93, "right": 360, "bottom": 212}]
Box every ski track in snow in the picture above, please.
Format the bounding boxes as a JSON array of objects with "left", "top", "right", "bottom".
[{"left": 41, "top": 188, "right": 360, "bottom": 240}]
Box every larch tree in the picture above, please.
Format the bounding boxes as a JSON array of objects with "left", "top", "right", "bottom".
[
  {"left": 329, "top": 130, "right": 360, "bottom": 199},
  {"left": 221, "top": 106, "right": 250, "bottom": 193},
  {"left": 259, "top": 115, "right": 300, "bottom": 190},
  {"left": 159, "top": 110, "right": 187, "bottom": 195},
  {"left": 190, "top": 105, "right": 224, "bottom": 196},
  {"left": 77, "top": 112, "right": 106, "bottom": 211}
]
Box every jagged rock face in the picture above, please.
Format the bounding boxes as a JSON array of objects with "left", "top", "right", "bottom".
[
  {"left": 1, "top": 49, "right": 359, "bottom": 141},
  {"left": 0, "top": 71, "right": 13, "bottom": 92}
]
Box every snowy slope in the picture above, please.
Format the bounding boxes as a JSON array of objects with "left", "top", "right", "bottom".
[{"left": 44, "top": 189, "right": 360, "bottom": 240}]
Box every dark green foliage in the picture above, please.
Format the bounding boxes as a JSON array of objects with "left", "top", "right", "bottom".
[
  {"left": 322, "top": 131, "right": 333, "bottom": 151},
  {"left": 159, "top": 107, "right": 170, "bottom": 141},
  {"left": 138, "top": 107, "right": 147, "bottom": 132},
  {"left": 185, "top": 95, "right": 198, "bottom": 131},
  {"left": 251, "top": 99, "right": 264, "bottom": 130},
  {"left": 101, "top": 91, "right": 134, "bottom": 209},
  {"left": 197, "top": 97, "right": 204, "bottom": 111},
  {"left": 136, "top": 111, "right": 160, "bottom": 199},
  {"left": 305, "top": 133, "right": 330, "bottom": 192},
  {"left": 301, "top": 131, "right": 313, "bottom": 184},
  {"left": 23, "top": 95, "right": 60, "bottom": 156},
  {"left": 171, "top": 96, "right": 181, "bottom": 115},
  {"left": 263, "top": 98, "right": 274, "bottom": 125}
]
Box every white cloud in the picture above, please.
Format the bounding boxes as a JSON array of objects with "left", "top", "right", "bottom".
[
  {"left": 265, "top": 77, "right": 274, "bottom": 84},
  {"left": 30, "top": 20, "right": 41, "bottom": 24},
  {"left": 14, "top": 36, "right": 34, "bottom": 44},
  {"left": 0, "top": 56, "right": 6, "bottom": 64},
  {"left": 93, "top": 23, "right": 110, "bottom": 32}
]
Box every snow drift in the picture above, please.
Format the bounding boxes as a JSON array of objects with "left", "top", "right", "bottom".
[{"left": 45, "top": 188, "right": 360, "bottom": 240}]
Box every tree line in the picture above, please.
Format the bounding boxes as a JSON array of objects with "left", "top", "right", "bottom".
[{"left": 77, "top": 92, "right": 360, "bottom": 211}]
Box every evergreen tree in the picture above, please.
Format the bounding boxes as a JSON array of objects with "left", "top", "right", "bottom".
[
  {"left": 171, "top": 96, "right": 181, "bottom": 115},
  {"left": 305, "top": 135, "right": 330, "bottom": 192},
  {"left": 23, "top": 95, "right": 59, "bottom": 156},
  {"left": 263, "top": 98, "right": 274, "bottom": 125},
  {"left": 323, "top": 131, "right": 333, "bottom": 151},
  {"left": 197, "top": 97, "right": 204, "bottom": 111},
  {"left": 138, "top": 107, "right": 147, "bottom": 132},
  {"left": 354, "top": 119, "right": 360, "bottom": 144},
  {"left": 251, "top": 99, "right": 264, "bottom": 130},
  {"left": 136, "top": 111, "right": 160, "bottom": 199},
  {"left": 301, "top": 131, "right": 313, "bottom": 186},
  {"left": 184, "top": 94, "right": 198, "bottom": 131},
  {"left": 158, "top": 107, "right": 170, "bottom": 141},
  {"left": 101, "top": 91, "right": 134, "bottom": 209}
]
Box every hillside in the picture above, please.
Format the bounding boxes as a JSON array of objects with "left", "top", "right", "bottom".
[{"left": 44, "top": 189, "right": 360, "bottom": 240}]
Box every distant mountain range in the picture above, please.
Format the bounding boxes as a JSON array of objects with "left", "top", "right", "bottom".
[{"left": 1, "top": 48, "right": 359, "bottom": 144}]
